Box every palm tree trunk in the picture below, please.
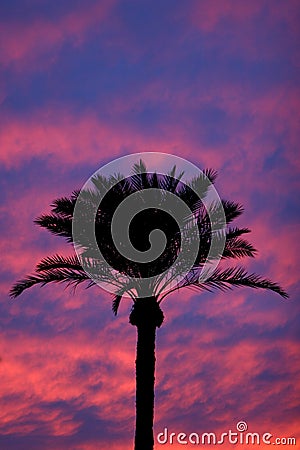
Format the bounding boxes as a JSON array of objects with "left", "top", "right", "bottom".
[
  {"left": 129, "top": 297, "right": 164, "bottom": 450},
  {"left": 135, "top": 317, "right": 156, "bottom": 449}
]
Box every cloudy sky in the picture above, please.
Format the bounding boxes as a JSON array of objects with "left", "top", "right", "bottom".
[{"left": 1, "top": 0, "right": 299, "bottom": 448}]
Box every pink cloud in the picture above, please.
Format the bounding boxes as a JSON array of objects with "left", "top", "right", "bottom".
[
  {"left": 0, "top": 302, "right": 136, "bottom": 435},
  {"left": 188, "top": 0, "right": 300, "bottom": 61},
  {"left": 0, "top": 0, "right": 116, "bottom": 68},
  {"left": 190, "top": 0, "right": 262, "bottom": 33},
  {"left": 0, "top": 109, "right": 208, "bottom": 171}
]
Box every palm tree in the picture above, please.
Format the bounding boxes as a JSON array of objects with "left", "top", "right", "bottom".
[{"left": 10, "top": 160, "right": 288, "bottom": 450}]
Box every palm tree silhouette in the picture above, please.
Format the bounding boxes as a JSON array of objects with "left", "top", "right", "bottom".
[{"left": 10, "top": 160, "right": 288, "bottom": 450}]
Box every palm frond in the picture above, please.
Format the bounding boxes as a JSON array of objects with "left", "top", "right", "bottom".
[
  {"left": 112, "top": 295, "right": 122, "bottom": 316},
  {"left": 9, "top": 268, "right": 93, "bottom": 298},
  {"left": 222, "top": 200, "right": 244, "bottom": 224},
  {"left": 36, "top": 254, "right": 82, "bottom": 272},
  {"left": 34, "top": 214, "right": 73, "bottom": 241},
  {"left": 159, "top": 266, "right": 288, "bottom": 302},
  {"left": 194, "top": 267, "right": 288, "bottom": 298},
  {"left": 132, "top": 159, "right": 147, "bottom": 175},
  {"left": 51, "top": 196, "right": 77, "bottom": 217},
  {"left": 150, "top": 172, "right": 159, "bottom": 188},
  {"left": 159, "top": 170, "right": 184, "bottom": 193},
  {"left": 203, "top": 168, "right": 218, "bottom": 183},
  {"left": 226, "top": 227, "right": 251, "bottom": 238},
  {"left": 91, "top": 174, "right": 115, "bottom": 195},
  {"left": 223, "top": 237, "right": 257, "bottom": 259},
  {"left": 188, "top": 172, "right": 214, "bottom": 197}
]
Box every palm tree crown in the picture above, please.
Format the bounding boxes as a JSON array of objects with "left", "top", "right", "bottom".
[{"left": 10, "top": 160, "right": 288, "bottom": 304}]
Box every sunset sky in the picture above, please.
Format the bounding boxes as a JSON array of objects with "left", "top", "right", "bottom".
[{"left": 1, "top": 0, "right": 299, "bottom": 449}]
